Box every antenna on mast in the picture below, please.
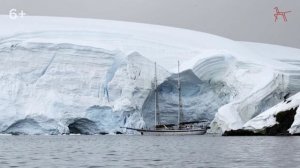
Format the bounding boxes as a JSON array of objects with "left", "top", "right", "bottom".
[
  {"left": 178, "top": 60, "right": 183, "bottom": 127},
  {"left": 154, "top": 62, "right": 160, "bottom": 128}
]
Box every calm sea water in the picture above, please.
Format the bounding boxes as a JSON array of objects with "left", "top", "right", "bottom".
[{"left": 0, "top": 135, "right": 300, "bottom": 168}]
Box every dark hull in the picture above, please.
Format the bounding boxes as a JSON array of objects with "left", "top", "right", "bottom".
[{"left": 124, "top": 127, "right": 206, "bottom": 136}]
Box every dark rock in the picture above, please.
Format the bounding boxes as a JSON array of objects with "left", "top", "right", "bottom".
[
  {"left": 223, "top": 106, "right": 298, "bottom": 136},
  {"left": 283, "top": 93, "right": 290, "bottom": 102},
  {"left": 223, "top": 129, "right": 264, "bottom": 136},
  {"left": 115, "top": 131, "right": 123, "bottom": 134},
  {"left": 265, "top": 106, "right": 298, "bottom": 135}
]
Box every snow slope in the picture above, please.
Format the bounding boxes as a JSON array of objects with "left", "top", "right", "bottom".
[
  {"left": 242, "top": 92, "right": 300, "bottom": 134},
  {"left": 0, "top": 15, "right": 300, "bottom": 134}
]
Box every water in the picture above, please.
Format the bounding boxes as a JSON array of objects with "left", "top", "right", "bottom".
[{"left": 0, "top": 135, "right": 300, "bottom": 168}]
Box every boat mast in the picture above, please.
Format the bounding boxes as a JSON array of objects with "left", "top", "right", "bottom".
[
  {"left": 178, "top": 61, "right": 183, "bottom": 127},
  {"left": 154, "top": 62, "right": 160, "bottom": 128}
]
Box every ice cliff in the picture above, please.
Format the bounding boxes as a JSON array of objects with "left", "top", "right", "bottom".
[{"left": 0, "top": 16, "right": 300, "bottom": 135}]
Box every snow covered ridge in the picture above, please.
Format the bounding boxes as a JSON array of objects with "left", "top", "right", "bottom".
[
  {"left": 224, "top": 93, "right": 300, "bottom": 135},
  {"left": 0, "top": 16, "right": 300, "bottom": 135}
]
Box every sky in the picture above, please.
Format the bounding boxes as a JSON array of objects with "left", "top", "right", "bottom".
[{"left": 0, "top": 0, "right": 299, "bottom": 48}]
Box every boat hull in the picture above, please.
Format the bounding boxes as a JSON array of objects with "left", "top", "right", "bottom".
[{"left": 135, "top": 129, "right": 206, "bottom": 136}]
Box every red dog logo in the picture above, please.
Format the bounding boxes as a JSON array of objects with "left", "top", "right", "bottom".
[{"left": 274, "top": 7, "right": 291, "bottom": 22}]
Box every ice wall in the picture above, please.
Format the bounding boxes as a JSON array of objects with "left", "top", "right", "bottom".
[
  {"left": 1, "top": 16, "right": 300, "bottom": 134},
  {"left": 0, "top": 39, "right": 172, "bottom": 134}
]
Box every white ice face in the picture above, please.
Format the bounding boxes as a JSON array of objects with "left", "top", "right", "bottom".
[{"left": 0, "top": 16, "right": 300, "bottom": 134}]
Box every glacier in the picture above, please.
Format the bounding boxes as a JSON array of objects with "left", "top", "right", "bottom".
[{"left": 0, "top": 16, "right": 300, "bottom": 135}]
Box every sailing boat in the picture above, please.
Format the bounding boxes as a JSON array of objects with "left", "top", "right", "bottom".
[{"left": 124, "top": 61, "right": 207, "bottom": 135}]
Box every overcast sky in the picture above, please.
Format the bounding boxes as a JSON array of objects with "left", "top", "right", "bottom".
[{"left": 0, "top": 0, "right": 299, "bottom": 48}]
